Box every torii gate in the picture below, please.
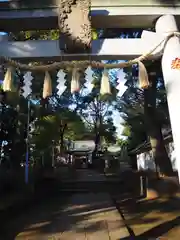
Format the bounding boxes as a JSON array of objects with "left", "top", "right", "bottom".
[{"left": 1, "top": 0, "right": 180, "bottom": 181}]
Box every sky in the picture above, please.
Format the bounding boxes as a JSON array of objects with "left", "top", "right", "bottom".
[{"left": 70, "top": 67, "right": 127, "bottom": 138}]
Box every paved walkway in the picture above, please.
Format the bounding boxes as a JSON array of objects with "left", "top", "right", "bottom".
[{"left": 12, "top": 170, "right": 130, "bottom": 240}]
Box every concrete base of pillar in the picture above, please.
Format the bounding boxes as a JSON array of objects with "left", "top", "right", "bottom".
[
  {"left": 146, "top": 189, "right": 159, "bottom": 200},
  {"left": 146, "top": 177, "right": 179, "bottom": 199}
]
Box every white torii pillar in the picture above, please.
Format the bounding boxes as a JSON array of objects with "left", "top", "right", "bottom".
[
  {"left": 156, "top": 15, "right": 180, "bottom": 180},
  {"left": 0, "top": 33, "right": 8, "bottom": 81}
]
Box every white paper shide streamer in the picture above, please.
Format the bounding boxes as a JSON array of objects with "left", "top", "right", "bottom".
[
  {"left": 116, "top": 70, "right": 121, "bottom": 91},
  {"left": 100, "top": 68, "right": 111, "bottom": 95},
  {"left": 71, "top": 68, "right": 80, "bottom": 94},
  {"left": 56, "top": 70, "right": 67, "bottom": 97},
  {"left": 84, "top": 66, "right": 94, "bottom": 91},
  {"left": 22, "top": 71, "right": 33, "bottom": 98}
]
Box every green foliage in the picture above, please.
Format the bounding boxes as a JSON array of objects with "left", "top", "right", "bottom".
[
  {"left": 74, "top": 69, "right": 117, "bottom": 146},
  {"left": 118, "top": 62, "right": 170, "bottom": 151},
  {"left": 10, "top": 30, "right": 59, "bottom": 41},
  {"left": 2, "top": 28, "right": 155, "bottom": 169},
  {"left": 33, "top": 109, "right": 87, "bottom": 149}
]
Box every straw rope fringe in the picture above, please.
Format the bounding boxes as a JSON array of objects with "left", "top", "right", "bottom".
[
  {"left": 42, "top": 71, "right": 52, "bottom": 99},
  {"left": 0, "top": 32, "right": 179, "bottom": 71},
  {"left": 3, "top": 67, "right": 13, "bottom": 91},
  {"left": 71, "top": 68, "right": 81, "bottom": 93},
  {"left": 138, "top": 61, "right": 150, "bottom": 89}
]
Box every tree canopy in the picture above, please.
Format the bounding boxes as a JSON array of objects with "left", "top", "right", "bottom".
[{"left": 0, "top": 28, "right": 173, "bottom": 176}]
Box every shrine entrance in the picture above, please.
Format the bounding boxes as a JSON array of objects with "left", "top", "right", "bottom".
[
  {"left": 2, "top": 2, "right": 180, "bottom": 239},
  {"left": 67, "top": 140, "right": 95, "bottom": 168},
  {"left": 1, "top": 1, "right": 180, "bottom": 186}
]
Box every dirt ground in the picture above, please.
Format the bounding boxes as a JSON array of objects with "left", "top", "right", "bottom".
[
  {"left": 1, "top": 170, "right": 130, "bottom": 240},
  {"left": 105, "top": 170, "right": 180, "bottom": 239},
  {"left": 115, "top": 193, "right": 180, "bottom": 239}
]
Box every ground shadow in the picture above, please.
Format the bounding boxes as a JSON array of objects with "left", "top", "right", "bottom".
[
  {"left": 137, "top": 215, "right": 180, "bottom": 239},
  {"left": 106, "top": 169, "right": 180, "bottom": 239},
  {"left": 156, "top": 0, "right": 180, "bottom": 6},
  {"left": 1, "top": 169, "right": 130, "bottom": 239},
  {"left": 2, "top": 193, "right": 124, "bottom": 239},
  {"left": 116, "top": 195, "right": 180, "bottom": 239}
]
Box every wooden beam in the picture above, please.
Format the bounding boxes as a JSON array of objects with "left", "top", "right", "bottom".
[
  {"left": 91, "top": 6, "right": 180, "bottom": 28},
  {"left": 0, "top": 8, "right": 58, "bottom": 31},
  {"left": 0, "top": 36, "right": 163, "bottom": 61},
  {"left": 1, "top": 1, "right": 180, "bottom": 30},
  {"left": 2, "top": 0, "right": 180, "bottom": 10}
]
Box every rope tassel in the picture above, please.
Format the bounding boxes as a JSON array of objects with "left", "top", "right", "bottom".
[
  {"left": 71, "top": 68, "right": 80, "bottom": 94},
  {"left": 100, "top": 68, "right": 111, "bottom": 95},
  {"left": 138, "top": 61, "right": 150, "bottom": 89},
  {"left": 42, "top": 71, "right": 52, "bottom": 99},
  {"left": 3, "top": 67, "right": 14, "bottom": 92}
]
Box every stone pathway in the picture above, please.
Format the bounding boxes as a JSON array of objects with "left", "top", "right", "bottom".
[{"left": 12, "top": 170, "right": 130, "bottom": 240}]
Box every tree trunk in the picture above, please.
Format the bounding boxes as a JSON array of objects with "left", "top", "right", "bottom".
[
  {"left": 10, "top": 140, "right": 25, "bottom": 169},
  {"left": 144, "top": 63, "right": 173, "bottom": 176},
  {"left": 59, "top": 123, "right": 67, "bottom": 156},
  {"left": 92, "top": 124, "right": 100, "bottom": 163},
  {"left": 92, "top": 118, "right": 102, "bottom": 167},
  {"left": 58, "top": 0, "right": 91, "bottom": 53},
  {"left": 149, "top": 123, "right": 173, "bottom": 176},
  {"left": 94, "top": 131, "right": 100, "bottom": 152}
]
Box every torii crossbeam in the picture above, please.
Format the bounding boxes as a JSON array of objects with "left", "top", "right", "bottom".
[
  {"left": 1, "top": 0, "right": 180, "bottom": 30},
  {"left": 0, "top": 33, "right": 163, "bottom": 61}
]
